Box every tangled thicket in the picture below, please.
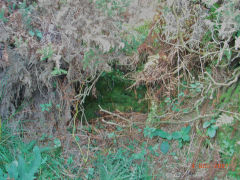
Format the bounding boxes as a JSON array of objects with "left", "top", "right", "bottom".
[
  {"left": 0, "top": 0, "right": 128, "bottom": 130},
  {"left": 1, "top": 0, "right": 240, "bottom": 132},
  {"left": 133, "top": 0, "right": 240, "bottom": 99}
]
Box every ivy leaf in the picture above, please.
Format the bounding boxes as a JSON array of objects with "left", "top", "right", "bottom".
[
  {"left": 160, "top": 141, "right": 170, "bottom": 154},
  {"left": 172, "top": 131, "right": 181, "bottom": 140},
  {"left": 29, "top": 30, "right": 35, "bottom": 37},
  {"left": 154, "top": 130, "right": 169, "bottom": 139},
  {"left": 203, "top": 121, "right": 211, "bottom": 128},
  {"left": 35, "top": 29, "right": 43, "bottom": 39},
  {"left": 181, "top": 126, "right": 191, "bottom": 134},
  {"left": 210, "top": 119, "right": 216, "bottom": 123},
  {"left": 211, "top": 125, "right": 218, "bottom": 130},
  {"left": 143, "top": 126, "right": 156, "bottom": 139},
  {"left": 182, "top": 134, "right": 190, "bottom": 142},
  {"left": 166, "top": 134, "right": 172, "bottom": 140},
  {"left": 178, "top": 140, "right": 183, "bottom": 149},
  {"left": 207, "top": 127, "right": 216, "bottom": 138}
]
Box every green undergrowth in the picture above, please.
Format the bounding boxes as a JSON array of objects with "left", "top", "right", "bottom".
[
  {"left": 146, "top": 80, "right": 201, "bottom": 125},
  {"left": 0, "top": 123, "right": 66, "bottom": 179},
  {"left": 84, "top": 71, "right": 148, "bottom": 120},
  {"left": 121, "top": 20, "right": 151, "bottom": 56},
  {"left": 216, "top": 83, "right": 240, "bottom": 178},
  {"left": 217, "top": 121, "right": 240, "bottom": 178},
  {"left": 219, "top": 83, "right": 240, "bottom": 112},
  {"left": 88, "top": 148, "right": 152, "bottom": 180}
]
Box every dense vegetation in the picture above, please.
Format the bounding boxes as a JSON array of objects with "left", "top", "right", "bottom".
[{"left": 0, "top": 0, "right": 240, "bottom": 179}]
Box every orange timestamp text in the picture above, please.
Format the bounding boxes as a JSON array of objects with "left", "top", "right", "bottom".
[{"left": 192, "top": 163, "right": 229, "bottom": 169}]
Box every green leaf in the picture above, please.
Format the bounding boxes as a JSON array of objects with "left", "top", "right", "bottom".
[
  {"left": 35, "top": 29, "right": 43, "bottom": 39},
  {"left": 203, "top": 121, "right": 211, "bottom": 128},
  {"left": 107, "top": 132, "right": 115, "bottom": 139},
  {"left": 152, "top": 144, "right": 159, "bottom": 151},
  {"left": 51, "top": 67, "right": 68, "bottom": 76},
  {"left": 234, "top": 14, "right": 240, "bottom": 24},
  {"left": 211, "top": 125, "right": 218, "bottom": 130},
  {"left": 164, "top": 97, "right": 171, "bottom": 103},
  {"left": 67, "top": 156, "right": 73, "bottom": 165},
  {"left": 23, "top": 140, "right": 37, "bottom": 153},
  {"left": 29, "top": 30, "right": 35, "bottom": 36},
  {"left": 54, "top": 138, "right": 61, "bottom": 148},
  {"left": 182, "top": 134, "right": 190, "bottom": 142},
  {"left": 143, "top": 126, "right": 156, "bottom": 139},
  {"left": 210, "top": 119, "right": 216, "bottom": 123},
  {"left": 28, "top": 146, "right": 41, "bottom": 178},
  {"left": 160, "top": 141, "right": 170, "bottom": 154},
  {"left": 0, "top": 8, "right": 8, "bottom": 23},
  {"left": 207, "top": 127, "right": 216, "bottom": 138},
  {"left": 148, "top": 144, "right": 159, "bottom": 156},
  {"left": 166, "top": 134, "right": 172, "bottom": 140},
  {"left": 75, "top": 136, "right": 80, "bottom": 142},
  {"left": 178, "top": 140, "right": 183, "bottom": 149},
  {"left": 178, "top": 92, "right": 185, "bottom": 97},
  {"left": 86, "top": 167, "right": 94, "bottom": 178},
  {"left": 210, "top": 3, "right": 220, "bottom": 13},
  {"left": 83, "top": 49, "right": 95, "bottom": 70},
  {"left": 172, "top": 104, "right": 180, "bottom": 112},
  {"left": 7, "top": 161, "right": 18, "bottom": 179},
  {"left": 132, "top": 149, "right": 147, "bottom": 160},
  {"left": 190, "top": 84, "right": 197, "bottom": 88},
  {"left": 182, "top": 126, "right": 191, "bottom": 134},
  {"left": 153, "top": 129, "right": 170, "bottom": 139},
  {"left": 172, "top": 131, "right": 181, "bottom": 139},
  {"left": 0, "top": 168, "right": 7, "bottom": 179}
]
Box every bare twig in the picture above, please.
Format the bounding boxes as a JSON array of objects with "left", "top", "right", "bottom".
[
  {"left": 205, "top": 71, "right": 240, "bottom": 87},
  {"left": 101, "top": 118, "right": 126, "bottom": 127},
  {"left": 98, "top": 105, "right": 132, "bottom": 124}
]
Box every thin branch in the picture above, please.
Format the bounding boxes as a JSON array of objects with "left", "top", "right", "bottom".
[
  {"left": 101, "top": 118, "right": 126, "bottom": 127},
  {"left": 98, "top": 105, "right": 132, "bottom": 124},
  {"left": 205, "top": 71, "right": 240, "bottom": 87}
]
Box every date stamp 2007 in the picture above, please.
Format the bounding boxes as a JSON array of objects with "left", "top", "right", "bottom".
[{"left": 192, "top": 163, "right": 229, "bottom": 169}]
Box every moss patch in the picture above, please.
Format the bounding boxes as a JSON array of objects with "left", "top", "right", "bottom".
[{"left": 84, "top": 71, "right": 148, "bottom": 120}]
